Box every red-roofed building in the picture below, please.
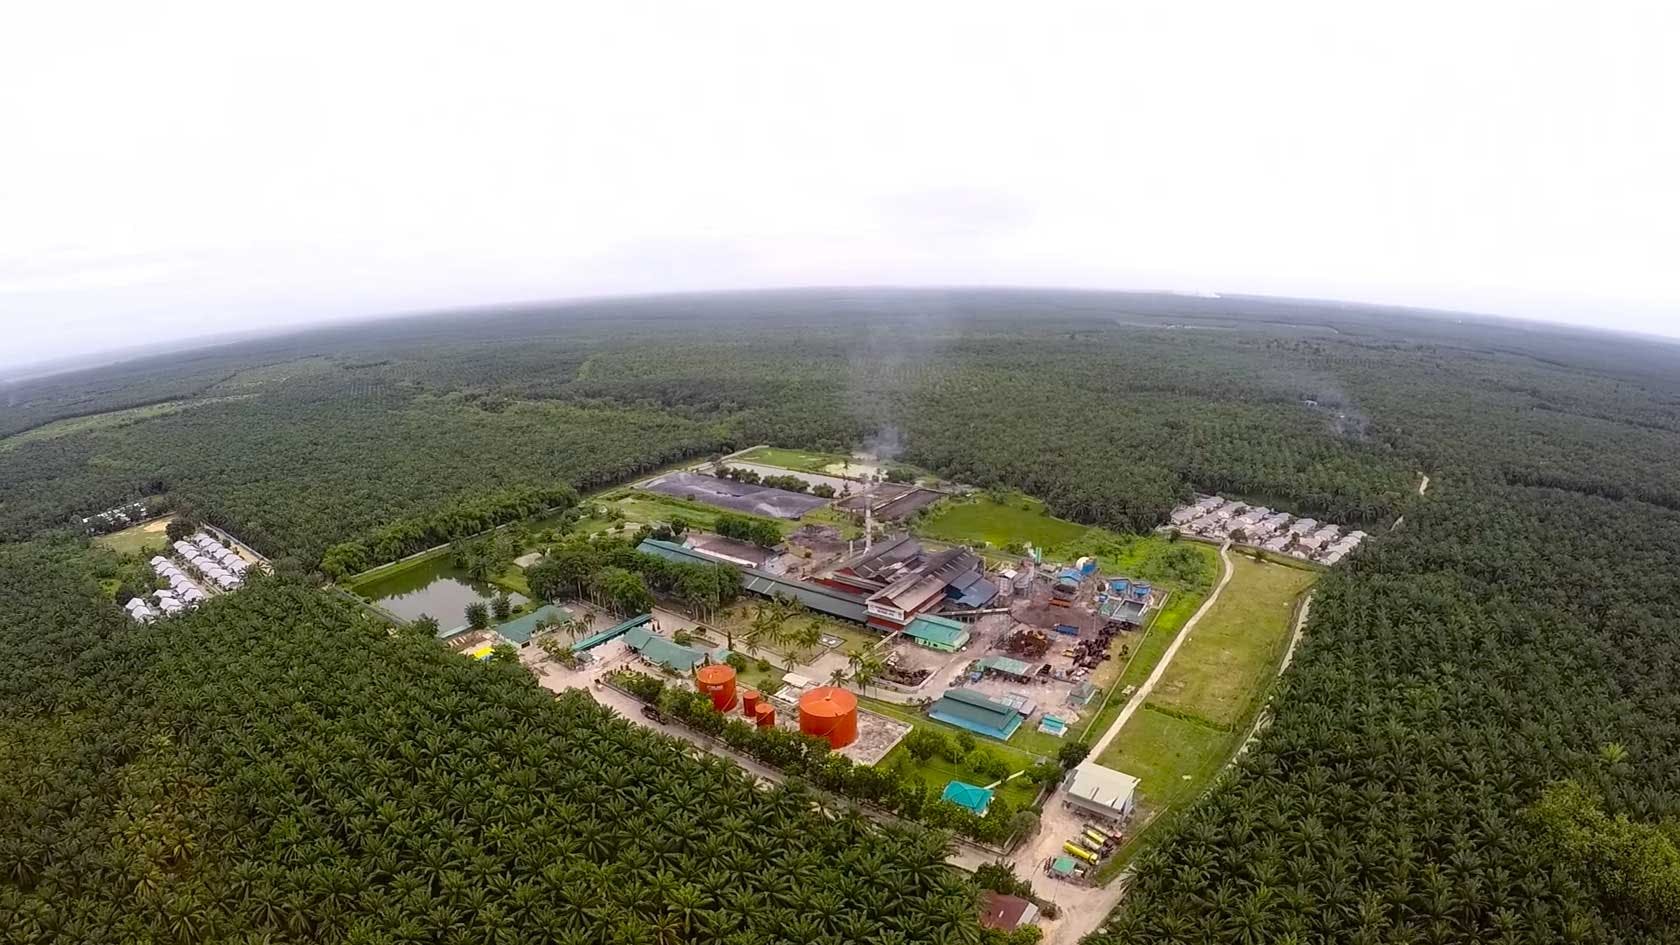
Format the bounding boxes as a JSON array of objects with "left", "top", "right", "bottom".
[{"left": 980, "top": 891, "right": 1040, "bottom": 932}]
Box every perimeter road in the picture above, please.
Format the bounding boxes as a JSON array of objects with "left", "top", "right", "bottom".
[{"left": 1087, "top": 540, "right": 1234, "bottom": 760}]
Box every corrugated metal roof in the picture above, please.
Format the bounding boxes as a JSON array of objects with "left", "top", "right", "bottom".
[
  {"left": 570, "top": 612, "right": 654, "bottom": 652},
  {"left": 637, "top": 539, "right": 721, "bottom": 567},
  {"left": 928, "top": 688, "right": 1023, "bottom": 740},
  {"left": 1066, "top": 762, "right": 1139, "bottom": 813},
  {"left": 623, "top": 627, "right": 712, "bottom": 672},
  {"left": 952, "top": 577, "right": 998, "bottom": 607},
  {"left": 743, "top": 573, "right": 868, "bottom": 622},
  {"left": 975, "top": 655, "right": 1034, "bottom": 677},
  {"left": 904, "top": 614, "right": 970, "bottom": 648}
]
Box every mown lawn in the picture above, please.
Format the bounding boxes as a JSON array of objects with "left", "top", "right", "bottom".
[
  {"left": 1145, "top": 555, "right": 1316, "bottom": 728},
  {"left": 916, "top": 494, "right": 1090, "bottom": 551}
]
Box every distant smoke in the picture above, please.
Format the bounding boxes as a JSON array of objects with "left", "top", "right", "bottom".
[
  {"left": 1299, "top": 379, "right": 1370, "bottom": 441},
  {"left": 863, "top": 424, "right": 903, "bottom": 461},
  {"left": 843, "top": 290, "right": 959, "bottom": 460}
]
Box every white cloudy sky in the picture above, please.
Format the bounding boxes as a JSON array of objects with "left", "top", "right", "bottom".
[{"left": 2, "top": 1, "right": 1678, "bottom": 369}]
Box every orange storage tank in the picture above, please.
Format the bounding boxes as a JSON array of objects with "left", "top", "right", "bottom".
[
  {"left": 741, "top": 690, "right": 760, "bottom": 717},
  {"left": 754, "top": 702, "right": 776, "bottom": 727},
  {"left": 798, "top": 686, "right": 858, "bottom": 749},
  {"left": 695, "top": 663, "right": 738, "bottom": 711}
]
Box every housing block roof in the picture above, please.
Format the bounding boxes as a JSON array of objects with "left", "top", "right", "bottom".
[
  {"left": 928, "top": 688, "right": 1023, "bottom": 740},
  {"left": 903, "top": 613, "right": 970, "bottom": 648}
]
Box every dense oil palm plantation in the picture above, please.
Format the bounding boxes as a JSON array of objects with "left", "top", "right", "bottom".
[{"left": 0, "top": 544, "right": 989, "bottom": 945}]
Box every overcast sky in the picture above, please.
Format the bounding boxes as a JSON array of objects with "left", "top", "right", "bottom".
[{"left": 3, "top": 1, "right": 1678, "bottom": 370}]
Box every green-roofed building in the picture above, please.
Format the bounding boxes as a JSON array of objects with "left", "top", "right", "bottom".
[
  {"left": 974, "top": 654, "right": 1035, "bottom": 680},
  {"left": 941, "top": 780, "right": 994, "bottom": 815},
  {"left": 903, "top": 613, "right": 970, "bottom": 652},
  {"left": 623, "top": 626, "right": 716, "bottom": 673},
  {"left": 928, "top": 688, "right": 1024, "bottom": 740},
  {"left": 570, "top": 612, "right": 655, "bottom": 652},
  {"left": 493, "top": 603, "right": 574, "bottom": 645},
  {"left": 636, "top": 538, "right": 720, "bottom": 567}
]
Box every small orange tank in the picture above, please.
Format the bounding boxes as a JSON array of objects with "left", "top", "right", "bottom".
[
  {"left": 754, "top": 702, "right": 776, "bottom": 727},
  {"left": 797, "top": 686, "right": 858, "bottom": 749},
  {"left": 741, "top": 690, "right": 760, "bottom": 717},
  {"left": 695, "top": 663, "right": 738, "bottom": 711}
]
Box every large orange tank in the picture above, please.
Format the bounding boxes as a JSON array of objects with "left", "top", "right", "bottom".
[
  {"left": 741, "top": 690, "right": 760, "bottom": 717},
  {"left": 798, "top": 686, "right": 858, "bottom": 749},
  {"left": 695, "top": 664, "right": 738, "bottom": 711},
  {"left": 754, "top": 702, "right": 776, "bottom": 728}
]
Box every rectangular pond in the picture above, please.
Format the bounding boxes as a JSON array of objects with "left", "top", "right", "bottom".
[{"left": 352, "top": 554, "right": 526, "bottom": 632}]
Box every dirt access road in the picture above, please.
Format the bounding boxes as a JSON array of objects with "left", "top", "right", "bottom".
[{"left": 1002, "top": 541, "right": 1236, "bottom": 943}]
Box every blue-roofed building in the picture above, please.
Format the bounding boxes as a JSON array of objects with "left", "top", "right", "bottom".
[
  {"left": 903, "top": 613, "right": 971, "bottom": 651},
  {"left": 945, "top": 570, "right": 999, "bottom": 609},
  {"left": 941, "top": 780, "right": 994, "bottom": 815},
  {"left": 928, "top": 688, "right": 1024, "bottom": 740}
]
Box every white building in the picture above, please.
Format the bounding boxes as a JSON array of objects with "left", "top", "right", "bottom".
[{"left": 1063, "top": 762, "right": 1140, "bottom": 822}]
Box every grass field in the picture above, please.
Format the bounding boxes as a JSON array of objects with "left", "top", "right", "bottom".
[
  {"left": 1098, "top": 705, "right": 1234, "bottom": 810},
  {"left": 735, "top": 446, "right": 852, "bottom": 474},
  {"left": 1093, "top": 551, "right": 1317, "bottom": 871},
  {"left": 1145, "top": 555, "right": 1317, "bottom": 728},
  {"left": 917, "top": 494, "right": 1090, "bottom": 551},
  {"left": 93, "top": 515, "right": 177, "bottom": 556}
]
